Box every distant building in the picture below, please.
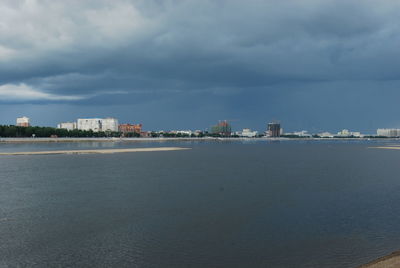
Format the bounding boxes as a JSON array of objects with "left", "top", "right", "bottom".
[
  {"left": 193, "top": 130, "right": 204, "bottom": 136},
  {"left": 172, "top": 130, "right": 193, "bottom": 136},
  {"left": 336, "top": 129, "right": 363, "bottom": 137},
  {"left": 119, "top": 124, "right": 142, "bottom": 135},
  {"left": 101, "top": 118, "right": 119, "bottom": 132},
  {"left": 77, "top": 118, "right": 102, "bottom": 132},
  {"left": 211, "top": 120, "right": 232, "bottom": 136},
  {"left": 57, "top": 122, "right": 77, "bottom": 131},
  {"left": 377, "top": 128, "right": 400, "bottom": 137},
  {"left": 337, "top": 129, "right": 350, "bottom": 136},
  {"left": 318, "top": 132, "right": 334, "bottom": 138},
  {"left": 238, "top": 128, "right": 258, "bottom": 137},
  {"left": 267, "top": 122, "right": 281, "bottom": 137},
  {"left": 294, "top": 130, "right": 311, "bottom": 137},
  {"left": 16, "top": 116, "right": 30, "bottom": 127},
  {"left": 140, "top": 131, "right": 151, "bottom": 137},
  {"left": 77, "top": 118, "right": 119, "bottom": 132},
  {"left": 284, "top": 130, "right": 311, "bottom": 137}
]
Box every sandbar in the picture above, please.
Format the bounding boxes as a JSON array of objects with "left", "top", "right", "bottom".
[
  {"left": 369, "top": 146, "right": 400, "bottom": 150},
  {"left": 0, "top": 147, "right": 190, "bottom": 156}
]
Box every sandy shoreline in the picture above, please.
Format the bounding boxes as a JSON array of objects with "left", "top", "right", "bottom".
[
  {"left": 0, "top": 147, "right": 190, "bottom": 156},
  {"left": 369, "top": 146, "right": 400, "bottom": 150},
  {"left": 1, "top": 137, "right": 400, "bottom": 143},
  {"left": 359, "top": 251, "right": 400, "bottom": 267},
  {"left": 0, "top": 137, "right": 207, "bottom": 143}
]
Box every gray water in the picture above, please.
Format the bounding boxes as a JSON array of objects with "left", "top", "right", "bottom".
[{"left": 1, "top": 140, "right": 400, "bottom": 267}]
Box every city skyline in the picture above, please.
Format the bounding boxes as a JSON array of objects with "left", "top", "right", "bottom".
[
  {"left": 9, "top": 115, "right": 400, "bottom": 137},
  {"left": 2, "top": 1, "right": 400, "bottom": 132}
]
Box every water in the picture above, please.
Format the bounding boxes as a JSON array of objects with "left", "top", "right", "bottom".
[{"left": 1, "top": 140, "right": 400, "bottom": 267}]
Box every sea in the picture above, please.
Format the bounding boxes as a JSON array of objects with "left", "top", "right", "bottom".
[{"left": 1, "top": 139, "right": 400, "bottom": 267}]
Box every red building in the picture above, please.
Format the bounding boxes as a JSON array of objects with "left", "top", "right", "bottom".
[{"left": 118, "top": 124, "right": 142, "bottom": 135}]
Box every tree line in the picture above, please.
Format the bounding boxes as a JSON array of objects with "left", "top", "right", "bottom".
[{"left": 0, "top": 125, "right": 121, "bottom": 138}]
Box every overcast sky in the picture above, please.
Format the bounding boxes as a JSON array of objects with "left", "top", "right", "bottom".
[{"left": 1, "top": 0, "right": 400, "bottom": 132}]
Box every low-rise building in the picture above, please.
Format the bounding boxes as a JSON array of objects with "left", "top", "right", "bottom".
[
  {"left": 140, "top": 131, "right": 151, "bottom": 137},
  {"left": 284, "top": 130, "right": 312, "bottom": 137},
  {"left": 377, "top": 128, "right": 400, "bottom": 137},
  {"left": 193, "top": 130, "right": 204, "bottom": 136},
  {"left": 16, "top": 116, "right": 30, "bottom": 127},
  {"left": 238, "top": 128, "right": 258, "bottom": 137},
  {"left": 171, "top": 130, "right": 193, "bottom": 136},
  {"left": 351, "top": 132, "right": 362, "bottom": 137},
  {"left": 57, "top": 122, "right": 77, "bottom": 131},
  {"left": 294, "top": 130, "right": 311, "bottom": 137},
  {"left": 318, "top": 132, "right": 334, "bottom": 138},
  {"left": 337, "top": 129, "right": 363, "bottom": 137},
  {"left": 337, "top": 129, "right": 350, "bottom": 136},
  {"left": 119, "top": 124, "right": 142, "bottom": 135}
]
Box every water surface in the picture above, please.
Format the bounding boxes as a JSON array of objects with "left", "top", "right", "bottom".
[{"left": 1, "top": 140, "right": 400, "bottom": 267}]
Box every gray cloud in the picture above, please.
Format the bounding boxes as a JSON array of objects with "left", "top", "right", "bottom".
[{"left": 1, "top": 0, "right": 400, "bottom": 131}]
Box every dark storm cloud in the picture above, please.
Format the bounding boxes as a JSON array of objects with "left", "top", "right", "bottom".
[
  {"left": 1, "top": 0, "right": 400, "bottom": 131},
  {"left": 1, "top": 0, "right": 399, "bottom": 99}
]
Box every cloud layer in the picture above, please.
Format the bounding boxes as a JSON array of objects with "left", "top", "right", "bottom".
[
  {"left": 1, "top": 0, "right": 400, "bottom": 131},
  {"left": 0, "top": 83, "right": 83, "bottom": 101}
]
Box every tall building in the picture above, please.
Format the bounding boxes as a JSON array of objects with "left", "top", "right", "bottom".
[
  {"left": 267, "top": 122, "right": 281, "bottom": 137},
  {"left": 77, "top": 118, "right": 102, "bottom": 132},
  {"left": 101, "top": 118, "right": 119, "bottom": 132},
  {"left": 57, "top": 122, "right": 77, "bottom": 131},
  {"left": 16, "top": 116, "right": 30, "bottom": 127},
  {"left": 77, "top": 118, "right": 119, "bottom": 132},
  {"left": 211, "top": 120, "right": 232, "bottom": 136}
]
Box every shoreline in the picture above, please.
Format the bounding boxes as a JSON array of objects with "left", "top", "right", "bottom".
[
  {"left": 369, "top": 146, "right": 400, "bottom": 150},
  {"left": 359, "top": 251, "right": 400, "bottom": 267},
  {"left": 0, "top": 137, "right": 399, "bottom": 143},
  {"left": 0, "top": 147, "right": 190, "bottom": 156}
]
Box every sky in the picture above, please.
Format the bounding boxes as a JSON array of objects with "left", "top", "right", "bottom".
[{"left": 1, "top": 0, "right": 400, "bottom": 133}]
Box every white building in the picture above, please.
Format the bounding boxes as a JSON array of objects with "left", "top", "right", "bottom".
[
  {"left": 193, "top": 130, "right": 203, "bottom": 136},
  {"left": 351, "top": 132, "right": 362, "bottom": 137},
  {"left": 337, "top": 129, "right": 351, "bottom": 136},
  {"left": 16, "top": 116, "right": 30, "bottom": 127},
  {"left": 176, "top": 130, "right": 193, "bottom": 136},
  {"left": 57, "top": 122, "right": 77, "bottom": 131},
  {"left": 285, "top": 130, "right": 312, "bottom": 137},
  {"left": 77, "top": 118, "right": 102, "bottom": 132},
  {"left": 294, "top": 130, "right": 311, "bottom": 137},
  {"left": 101, "top": 118, "right": 119, "bottom": 132},
  {"left": 318, "top": 132, "right": 334, "bottom": 138},
  {"left": 77, "top": 118, "right": 119, "bottom": 132},
  {"left": 377, "top": 128, "right": 400, "bottom": 137},
  {"left": 238, "top": 128, "right": 258, "bottom": 138}
]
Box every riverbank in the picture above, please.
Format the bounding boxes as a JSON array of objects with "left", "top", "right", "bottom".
[
  {"left": 359, "top": 251, "right": 400, "bottom": 267},
  {"left": 0, "top": 137, "right": 399, "bottom": 143},
  {"left": 0, "top": 137, "right": 209, "bottom": 143},
  {"left": 0, "top": 147, "right": 190, "bottom": 155},
  {"left": 370, "top": 146, "right": 400, "bottom": 150}
]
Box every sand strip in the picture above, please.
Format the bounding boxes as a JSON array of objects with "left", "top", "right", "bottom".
[
  {"left": 0, "top": 147, "right": 190, "bottom": 156},
  {"left": 369, "top": 146, "right": 400, "bottom": 150},
  {"left": 359, "top": 251, "right": 400, "bottom": 267}
]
